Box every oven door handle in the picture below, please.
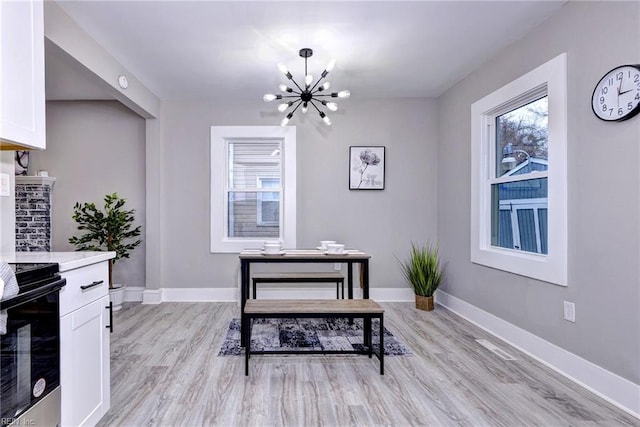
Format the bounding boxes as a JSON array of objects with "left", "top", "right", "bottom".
[{"left": 0, "top": 278, "right": 66, "bottom": 310}]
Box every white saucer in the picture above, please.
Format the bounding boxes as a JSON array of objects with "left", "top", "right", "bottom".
[
  {"left": 261, "top": 250, "right": 286, "bottom": 256},
  {"left": 316, "top": 246, "right": 325, "bottom": 251}
]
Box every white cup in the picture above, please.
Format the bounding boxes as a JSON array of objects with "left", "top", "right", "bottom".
[
  {"left": 263, "top": 242, "right": 282, "bottom": 254},
  {"left": 320, "top": 240, "right": 336, "bottom": 250},
  {"left": 326, "top": 243, "right": 345, "bottom": 254},
  {"left": 36, "top": 170, "right": 48, "bottom": 177}
]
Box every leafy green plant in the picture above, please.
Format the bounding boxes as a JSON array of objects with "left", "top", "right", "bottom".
[
  {"left": 69, "top": 193, "right": 142, "bottom": 288},
  {"left": 398, "top": 242, "right": 445, "bottom": 297}
]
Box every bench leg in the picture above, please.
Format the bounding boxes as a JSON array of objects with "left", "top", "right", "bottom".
[
  {"left": 379, "top": 315, "right": 384, "bottom": 375},
  {"left": 252, "top": 280, "right": 256, "bottom": 299},
  {"left": 245, "top": 317, "right": 252, "bottom": 376}
]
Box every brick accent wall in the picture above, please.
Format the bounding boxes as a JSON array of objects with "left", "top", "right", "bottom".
[{"left": 15, "top": 177, "right": 56, "bottom": 251}]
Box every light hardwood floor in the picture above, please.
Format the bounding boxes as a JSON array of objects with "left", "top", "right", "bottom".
[{"left": 98, "top": 302, "right": 638, "bottom": 427}]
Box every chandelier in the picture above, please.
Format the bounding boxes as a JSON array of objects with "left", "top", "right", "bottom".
[{"left": 263, "top": 48, "right": 350, "bottom": 126}]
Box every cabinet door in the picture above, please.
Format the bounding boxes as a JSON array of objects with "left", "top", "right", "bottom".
[
  {"left": 60, "top": 295, "right": 111, "bottom": 427},
  {"left": 0, "top": 0, "right": 45, "bottom": 150}
]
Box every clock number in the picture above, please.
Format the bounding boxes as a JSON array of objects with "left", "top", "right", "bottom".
[
  {"left": 602, "top": 87, "right": 608, "bottom": 95},
  {"left": 635, "top": 93, "right": 640, "bottom": 101},
  {"left": 600, "top": 96, "right": 605, "bottom": 104},
  {"left": 608, "top": 78, "right": 614, "bottom": 85},
  {"left": 629, "top": 102, "right": 634, "bottom": 111},
  {"left": 616, "top": 72, "right": 624, "bottom": 81},
  {"left": 609, "top": 108, "right": 614, "bottom": 116},
  {"left": 618, "top": 108, "right": 624, "bottom": 116},
  {"left": 602, "top": 104, "right": 608, "bottom": 112},
  {"left": 634, "top": 74, "right": 640, "bottom": 83}
]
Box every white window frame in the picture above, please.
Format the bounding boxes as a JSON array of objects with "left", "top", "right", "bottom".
[
  {"left": 210, "top": 126, "right": 296, "bottom": 253},
  {"left": 471, "top": 53, "right": 567, "bottom": 286}
]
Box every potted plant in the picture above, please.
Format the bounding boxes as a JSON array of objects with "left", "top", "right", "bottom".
[
  {"left": 398, "top": 242, "right": 445, "bottom": 311},
  {"left": 69, "top": 192, "right": 142, "bottom": 310}
]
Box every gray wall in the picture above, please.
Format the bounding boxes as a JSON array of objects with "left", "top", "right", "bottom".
[
  {"left": 29, "top": 100, "right": 146, "bottom": 288},
  {"left": 154, "top": 98, "right": 438, "bottom": 291},
  {"left": 437, "top": 1, "right": 639, "bottom": 383},
  {"left": 0, "top": 152, "right": 16, "bottom": 252}
]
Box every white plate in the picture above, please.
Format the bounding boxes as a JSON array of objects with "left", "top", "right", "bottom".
[
  {"left": 261, "top": 250, "right": 286, "bottom": 256},
  {"left": 316, "top": 246, "right": 326, "bottom": 251}
]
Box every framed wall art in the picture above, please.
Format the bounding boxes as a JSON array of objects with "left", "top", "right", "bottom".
[{"left": 349, "top": 146, "right": 385, "bottom": 190}]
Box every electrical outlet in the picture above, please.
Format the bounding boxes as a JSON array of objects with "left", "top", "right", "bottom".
[
  {"left": 334, "top": 263, "right": 342, "bottom": 271},
  {"left": 0, "top": 173, "right": 10, "bottom": 197},
  {"left": 563, "top": 301, "right": 575, "bottom": 322}
]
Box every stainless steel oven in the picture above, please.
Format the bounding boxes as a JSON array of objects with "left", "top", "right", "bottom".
[{"left": 1, "top": 263, "right": 65, "bottom": 426}]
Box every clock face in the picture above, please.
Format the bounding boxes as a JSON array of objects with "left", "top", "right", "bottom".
[{"left": 591, "top": 65, "right": 640, "bottom": 121}]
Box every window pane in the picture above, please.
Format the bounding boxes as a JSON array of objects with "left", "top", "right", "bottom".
[
  {"left": 491, "top": 178, "right": 547, "bottom": 254},
  {"left": 517, "top": 209, "right": 538, "bottom": 253},
  {"left": 496, "top": 96, "right": 548, "bottom": 177},
  {"left": 228, "top": 192, "right": 279, "bottom": 238},
  {"left": 538, "top": 208, "right": 548, "bottom": 254},
  {"left": 228, "top": 141, "right": 281, "bottom": 189}
]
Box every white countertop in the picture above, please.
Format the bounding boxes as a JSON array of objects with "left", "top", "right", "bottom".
[{"left": 0, "top": 251, "right": 116, "bottom": 272}]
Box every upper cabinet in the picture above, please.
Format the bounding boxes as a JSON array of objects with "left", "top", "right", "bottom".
[{"left": 0, "top": 0, "right": 45, "bottom": 150}]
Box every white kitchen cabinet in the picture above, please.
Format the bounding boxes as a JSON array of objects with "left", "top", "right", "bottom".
[
  {"left": 0, "top": 0, "right": 46, "bottom": 150},
  {"left": 60, "top": 261, "right": 111, "bottom": 427}
]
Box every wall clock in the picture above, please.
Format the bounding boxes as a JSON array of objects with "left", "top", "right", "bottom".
[{"left": 591, "top": 64, "right": 640, "bottom": 121}]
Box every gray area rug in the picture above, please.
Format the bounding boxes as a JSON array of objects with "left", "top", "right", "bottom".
[{"left": 218, "top": 318, "right": 412, "bottom": 356}]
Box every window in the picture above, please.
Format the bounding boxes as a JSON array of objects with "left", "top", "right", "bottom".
[
  {"left": 211, "top": 126, "right": 296, "bottom": 253},
  {"left": 256, "top": 177, "right": 280, "bottom": 227},
  {"left": 471, "top": 53, "right": 567, "bottom": 286}
]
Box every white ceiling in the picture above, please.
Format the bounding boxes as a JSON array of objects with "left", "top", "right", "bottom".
[{"left": 47, "top": 1, "right": 567, "bottom": 102}]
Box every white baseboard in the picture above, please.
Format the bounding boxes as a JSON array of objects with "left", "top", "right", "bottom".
[
  {"left": 140, "top": 286, "right": 414, "bottom": 304},
  {"left": 435, "top": 290, "right": 640, "bottom": 419},
  {"left": 124, "top": 286, "right": 144, "bottom": 302},
  {"left": 142, "top": 289, "right": 161, "bottom": 304}
]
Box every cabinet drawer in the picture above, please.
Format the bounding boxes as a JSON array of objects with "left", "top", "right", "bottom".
[{"left": 60, "top": 262, "right": 109, "bottom": 316}]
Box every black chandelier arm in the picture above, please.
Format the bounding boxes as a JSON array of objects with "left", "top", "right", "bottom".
[
  {"left": 309, "top": 99, "right": 325, "bottom": 115},
  {"left": 311, "top": 93, "right": 341, "bottom": 97},
  {"left": 287, "top": 99, "right": 304, "bottom": 114},
  {"left": 308, "top": 73, "right": 328, "bottom": 93},
  {"left": 288, "top": 76, "right": 306, "bottom": 93}
]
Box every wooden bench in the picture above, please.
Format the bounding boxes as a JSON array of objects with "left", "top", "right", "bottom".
[
  {"left": 243, "top": 299, "right": 384, "bottom": 376},
  {"left": 251, "top": 272, "right": 345, "bottom": 299}
]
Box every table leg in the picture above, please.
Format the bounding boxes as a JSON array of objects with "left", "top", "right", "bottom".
[
  {"left": 362, "top": 260, "right": 371, "bottom": 346},
  {"left": 379, "top": 315, "right": 384, "bottom": 375},
  {"left": 240, "top": 260, "right": 250, "bottom": 348},
  {"left": 347, "top": 262, "right": 353, "bottom": 299},
  {"left": 362, "top": 260, "right": 369, "bottom": 299}
]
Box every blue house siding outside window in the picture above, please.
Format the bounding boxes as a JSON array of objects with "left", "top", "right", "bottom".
[{"left": 494, "top": 161, "right": 548, "bottom": 254}]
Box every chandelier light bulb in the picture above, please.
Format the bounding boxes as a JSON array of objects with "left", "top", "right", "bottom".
[
  {"left": 337, "top": 90, "right": 351, "bottom": 99},
  {"left": 321, "top": 82, "right": 330, "bottom": 91},
  {"left": 326, "top": 102, "right": 338, "bottom": 112},
  {"left": 280, "top": 116, "right": 290, "bottom": 127},
  {"left": 263, "top": 93, "right": 277, "bottom": 102},
  {"left": 305, "top": 74, "right": 313, "bottom": 87},
  {"left": 277, "top": 103, "right": 289, "bottom": 112},
  {"left": 277, "top": 63, "right": 288, "bottom": 75},
  {"left": 278, "top": 84, "right": 289, "bottom": 93},
  {"left": 323, "top": 115, "right": 332, "bottom": 126},
  {"left": 302, "top": 102, "right": 308, "bottom": 114},
  {"left": 326, "top": 59, "right": 336, "bottom": 72}
]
